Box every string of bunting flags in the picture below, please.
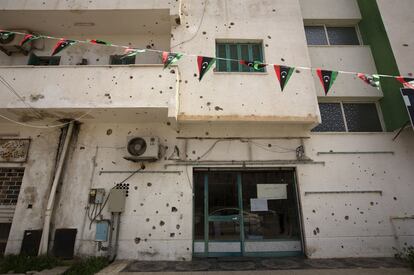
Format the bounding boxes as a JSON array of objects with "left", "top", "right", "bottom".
[{"left": 1, "top": 30, "right": 414, "bottom": 94}]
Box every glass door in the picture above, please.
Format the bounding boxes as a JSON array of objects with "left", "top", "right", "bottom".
[{"left": 206, "top": 172, "right": 243, "bottom": 256}]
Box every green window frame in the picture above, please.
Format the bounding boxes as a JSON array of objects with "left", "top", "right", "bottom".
[{"left": 216, "top": 42, "right": 265, "bottom": 73}]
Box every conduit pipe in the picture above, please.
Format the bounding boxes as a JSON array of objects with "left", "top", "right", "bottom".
[{"left": 38, "top": 121, "right": 75, "bottom": 255}]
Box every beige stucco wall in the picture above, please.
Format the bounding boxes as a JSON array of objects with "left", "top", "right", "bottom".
[
  {"left": 377, "top": 0, "right": 414, "bottom": 77},
  {"left": 300, "top": 0, "right": 361, "bottom": 23},
  {"left": 2, "top": 122, "right": 413, "bottom": 259}
]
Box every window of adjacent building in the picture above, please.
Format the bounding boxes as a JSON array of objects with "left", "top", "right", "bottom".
[
  {"left": 28, "top": 53, "right": 60, "bottom": 66},
  {"left": 216, "top": 42, "right": 265, "bottom": 72},
  {"left": 109, "top": 55, "right": 136, "bottom": 65},
  {"left": 312, "top": 102, "right": 383, "bottom": 132},
  {"left": 305, "top": 26, "right": 360, "bottom": 46}
]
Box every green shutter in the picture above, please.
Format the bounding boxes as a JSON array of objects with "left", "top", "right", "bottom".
[{"left": 216, "top": 42, "right": 264, "bottom": 72}]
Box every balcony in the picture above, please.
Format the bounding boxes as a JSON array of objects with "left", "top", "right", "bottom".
[
  {"left": 0, "top": 65, "right": 179, "bottom": 123},
  {"left": 0, "top": 0, "right": 181, "bottom": 26},
  {"left": 308, "top": 46, "right": 383, "bottom": 98}
]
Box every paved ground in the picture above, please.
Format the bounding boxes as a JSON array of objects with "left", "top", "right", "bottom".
[{"left": 97, "top": 257, "right": 412, "bottom": 274}]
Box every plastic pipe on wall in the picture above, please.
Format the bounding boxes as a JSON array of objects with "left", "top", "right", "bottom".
[{"left": 38, "top": 121, "right": 75, "bottom": 255}]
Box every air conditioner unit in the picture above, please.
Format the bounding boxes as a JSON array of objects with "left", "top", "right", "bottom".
[
  {"left": 0, "top": 30, "right": 32, "bottom": 56},
  {"left": 124, "top": 137, "right": 160, "bottom": 162}
]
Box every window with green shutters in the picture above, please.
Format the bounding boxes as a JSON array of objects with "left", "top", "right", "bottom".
[{"left": 216, "top": 42, "right": 265, "bottom": 72}]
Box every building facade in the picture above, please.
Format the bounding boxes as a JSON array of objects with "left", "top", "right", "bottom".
[{"left": 0, "top": 0, "right": 413, "bottom": 260}]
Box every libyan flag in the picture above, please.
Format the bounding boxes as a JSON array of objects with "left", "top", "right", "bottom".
[
  {"left": 52, "top": 39, "right": 76, "bottom": 56},
  {"left": 274, "top": 65, "right": 294, "bottom": 91},
  {"left": 397, "top": 77, "right": 414, "bottom": 89},
  {"left": 317, "top": 69, "right": 338, "bottom": 95},
  {"left": 197, "top": 56, "right": 215, "bottom": 81},
  {"left": 401, "top": 88, "right": 414, "bottom": 129}
]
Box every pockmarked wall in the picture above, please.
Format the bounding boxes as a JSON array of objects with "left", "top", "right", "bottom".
[{"left": 3, "top": 120, "right": 413, "bottom": 260}]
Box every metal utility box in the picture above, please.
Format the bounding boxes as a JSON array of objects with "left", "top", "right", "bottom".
[
  {"left": 108, "top": 189, "right": 126, "bottom": 213},
  {"left": 95, "top": 221, "right": 109, "bottom": 242}
]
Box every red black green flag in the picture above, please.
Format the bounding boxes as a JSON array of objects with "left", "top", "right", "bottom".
[
  {"left": 89, "top": 39, "right": 111, "bottom": 46},
  {"left": 51, "top": 39, "right": 76, "bottom": 56},
  {"left": 357, "top": 73, "right": 381, "bottom": 90},
  {"left": 20, "top": 34, "right": 40, "bottom": 46},
  {"left": 274, "top": 65, "right": 295, "bottom": 91},
  {"left": 240, "top": 60, "right": 267, "bottom": 71},
  {"left": 122, "top": 48, "right": 146, "bottom": 59},
  {"left": 197, "top": 56, "right": 215, "bottom": 81},
  {"left": 396, "top": 77, "right": 414, "bottom": 89},
  {"left": 317, "top": 69, "right": 338, "bottom": 95},
  {"left": 162, "top": 52, "right": 183, "bottom": 69}
]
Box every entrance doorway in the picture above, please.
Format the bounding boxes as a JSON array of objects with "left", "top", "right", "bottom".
[{"left": 193, "top": 169, "right": 303, "bottom": 257}]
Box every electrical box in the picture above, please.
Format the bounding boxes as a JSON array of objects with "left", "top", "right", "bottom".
[
  {"left": 89, "top": 188, "right": 105, "bottom": 204},
  {"left": 95, "top": 221, "right": 109, "bottom": 242},
  {"left": 108, "top": 189, "right": 126, "bottom": 213}
]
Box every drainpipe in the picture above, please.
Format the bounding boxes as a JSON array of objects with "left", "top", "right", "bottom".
[{"left": 38, "top": 121, "right": 75, "bottom": 255}]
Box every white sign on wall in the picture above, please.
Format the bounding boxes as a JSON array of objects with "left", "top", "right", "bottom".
[
  {"left": 250, "top": 198, "right": 268, "bottom": 212},
  {"left": 257, "top": 184, "right": 288, "bottom": 200}
]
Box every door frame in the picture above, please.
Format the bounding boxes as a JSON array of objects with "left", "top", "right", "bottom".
[{"left": 192, "top": 168, "right": 304, "bottom": 258}]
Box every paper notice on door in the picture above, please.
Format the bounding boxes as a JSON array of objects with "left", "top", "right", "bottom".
[
  {"left": 250, "top": 198, "right": 268, "bottom": 212},
  {"left": 257, "top": 184, "right": 288, "bottom": 200}
]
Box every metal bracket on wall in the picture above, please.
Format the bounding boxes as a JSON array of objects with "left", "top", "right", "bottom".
[
  {"left": 317, "top": 151, "right": 394, "bottom": 155},
  {"left": 165, "top": 159, "right": 325, "bottom": 167},
  {"left": 99, "top": 170, "right": 182, "bottom": 175},
  {"left": 304, "top": 190, "right": 383, "bottom": 196}
]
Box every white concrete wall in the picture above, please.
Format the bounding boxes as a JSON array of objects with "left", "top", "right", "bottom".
[
  {"left": 377, "top": 0, "right": 414, "bottom": 77},
  {"left": 300, "top": 131, "right": 414, "bottom": 258},
  {"left": 308, "top": 46, "right": 382, "bottom": 98},
  {"left": 300, "top": 0, "right": 361, "bottom": 22},
  {"left": 0, "top": 125, "right": 61, "bottom": 254},
  {"left": 3, "top": 121, "right": 413, "bottom": 260},
  {"left": 171, "top": 0, "right": 320, "bottom": 125}
]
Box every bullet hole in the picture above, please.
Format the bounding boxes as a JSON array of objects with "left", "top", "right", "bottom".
[
  {"left": 146, "top": 45, "right": 152, "bottom": 49},
  {"left": 265, "top": 44, "right": 269, "bottom": 47},
  {"left": 370, "top": 202, "right": 374, "bottom": 206},
  {"left": 130, "top": 76, "right": 133, "bottom": 79},
  {"left": 166, "top": 203, "right": 170, "bottom": 207},
  {"left": 169, "top": 86, "right": 173, "bottom": 90},
  {"left": 202, "top": 31, "right": 207, "bottom": 35},
  {"left": 176, "top": 224, "right": 180, "bottom": 229},
  {"left": 215, "top": 106, "right": 223, "bottom": 111},
  {"left": 159, "top": 91, "right": 163, "bottom": 94},
  {"left": 147, "top": 182, "right": 152, "bottom": 187},
  {"left": 106, "top": 129, "right": 112, "bottom": 135},
  {"left": 200, "top": 96, "right": 203, "bottom": 99},
  {"left": 296, "top": 70, "right": 301, "bottom": 73},
  {"left": 27, "top": 204, "right": 33, "bottom": 209},
  {"left": 171, "top": 207, "right": 178, "bottom": 212},
  {"left": 156, "top": 211, "right": 159, "bottom": 214},
  {"left": 360, "top": 211, "right": 364, "bottom": 214},
  {"left": 267, "top": 35, "right": 272, "bottom": 39},
  {"left": 166, "top": 122, "right": 171, "bottom": 126},
  {"left": 344, "top": 216, "right": 349, "bottom": 220},
  {"left": 134, "top": 186, "right": 138, "bottom": 190},
  {"left": 135, "top": 237, "right": 141, "bottom": 244},
  {"left": 281, "top": 58, "right": 285, "bottom": 62},
  {"left": 312, "top": 209, "right": 316, "bottom": 213},
  {"left": 170, "top": 69, "right": 176, "bottom": 74},
  {"left": 313, "top": 230, "right": 317, "bottom": 235},
  {"left": 144, "top": 238, "right": 147, "bottom": 242},
  {"left": 331, "top": 213, "right": 335, "bottom": 216},
  {"left": 140, "top": 203, "right": 144, "bottom": 206},
  {"left": 187, "top": 248, "right": 190, "bottom": 251},
  {"left": 148, "top": 233, "right": 152, "bottom": 237},
  {"left": 394, "top": 197, "right": 397, "bottom": 201},
  {"left": 403, "top": 44, "right": 409, "bottom": 47},
  {"left": 104, "top": 93, "right": 111, "bottom": 99},
  {"left": 146, "top": 218, "right": 150, "bottom": 222},
  {"left": 151, "top": 87, "right": 154, "bottom": 90},
  {"left": 170, "top": 233, "right": 175, "bottom": 237},
  {"left": 272, "top": 9, "right": 276, "bottom": 12},
  {"left": 268, "top": 144, "right": 272, "bottom": 148},
  {"left": 133, "top": 209, "right": 136, "bottom": 212},
  {"left": 159, "top": 75, "right": 162, "bottom": 78},
  {"left": 192, "top": 150, "right": 196, "bottom": 154},
  {"left": 152, "top": 226, "right": 156, "bottom": 230},
  {"left": 185, "top": 80, "right": 188, "bottom": 84},
  {"left": 341, "top": 245, "right": 344, "bottom": 249},
  {"left": 160, "top": 221, "right": 165, "bottom": 226},
  {"left": 206, "top": 102, "right": 211, "bottom": 106},
  {"left": 80, "top": 146, "right": 85, "bottom": 150}
]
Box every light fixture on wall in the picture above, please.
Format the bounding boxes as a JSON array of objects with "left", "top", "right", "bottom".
[{"left": 74, "top": 22, "right": 95, "bottom": 27}]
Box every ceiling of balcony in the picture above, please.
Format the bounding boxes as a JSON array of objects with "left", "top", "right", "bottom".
[{"left": 0, "top": 9, "right": 171, "bottom": 35}]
